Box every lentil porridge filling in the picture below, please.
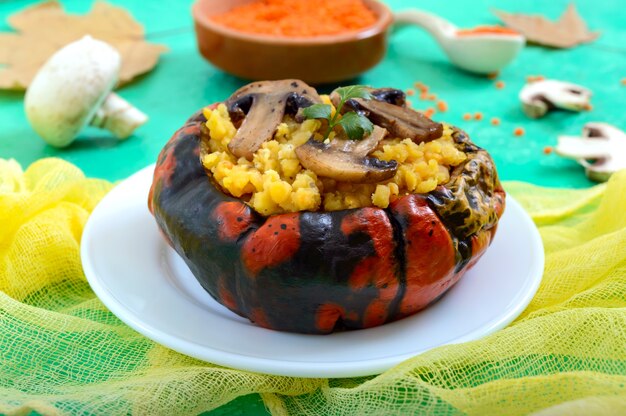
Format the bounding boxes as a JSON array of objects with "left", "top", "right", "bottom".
[{"left": 201, "top": 96, "right": 467, "bottom": 215}]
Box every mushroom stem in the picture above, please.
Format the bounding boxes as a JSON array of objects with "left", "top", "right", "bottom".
[{"left": 89, "top": 93, "right": 148, "bottom": 139}]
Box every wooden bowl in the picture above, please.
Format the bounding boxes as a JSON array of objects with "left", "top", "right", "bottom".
[{"left": 191, "top": 0, "right": 393, "bottom": 84}]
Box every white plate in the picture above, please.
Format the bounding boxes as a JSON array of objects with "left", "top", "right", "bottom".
[{"left": 82, "top": 165, "right": 544, "bottom": 378}]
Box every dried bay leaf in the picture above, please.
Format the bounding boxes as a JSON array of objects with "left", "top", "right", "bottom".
[
  {"left": 0, "top": 1, "right": 167, "bottom": 90},
  {"left": 494, "top": 4, "right": 600, "bottom": 49}
]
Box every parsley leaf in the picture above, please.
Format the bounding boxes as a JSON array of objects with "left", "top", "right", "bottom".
[
  {"left": 302, "top": 104, "right": 332, "bottom": 120},
  {"left": 337, "top": 112, "right": 374, "bottom": 141},
  {"left": 301, "top": 85, "right": 374, "bottom": 141},
  {"left": 334, "top": 85, "right": 373, "bottom": 102}
]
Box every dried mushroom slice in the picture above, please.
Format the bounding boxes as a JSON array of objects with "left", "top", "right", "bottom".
[
  {"left": 225, "top": 79, "right": 322, "bottom": 160},
  {"left": 295, "top": 126, "right": 397, "bottom": 183}
]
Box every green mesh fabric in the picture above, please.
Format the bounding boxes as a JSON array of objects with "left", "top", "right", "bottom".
[{"left": 1, "top": 158, "right": 625, "bottom": 415}]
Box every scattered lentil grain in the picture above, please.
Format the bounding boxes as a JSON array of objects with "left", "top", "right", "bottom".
[
  {"left": 414, "top": 82, "right": 428, "bottom": 92},
  {"left": 526, "top": 75, "right": 545, "bottom": 83}
]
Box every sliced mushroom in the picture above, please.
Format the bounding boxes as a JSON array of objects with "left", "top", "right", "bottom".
[
  {"left": 556, "top": 122, "right": 626, "bottom": 182},
  {"left": 329, "top": 86, "right": 442, "bottom": 143},
  {"left": 330, "top": 87, "right": 407, "bottom": 108},
  {"left": 295, "top": 126, "right": 397, "bottom": 183},
  {"left": 519, "top": 79, "right": 592, "bottom": 119},
  {"left": 225, "top": 80, "right": 322, "bottom": 160},
  {"left": 343, "top": 98, "right": 443, "bottom": 143},
  {"left": 326, "top": 124, "right": 388, "bottom": 155},
  {"left": 369, "top": 88, "right": 407, "bottom": 107}
]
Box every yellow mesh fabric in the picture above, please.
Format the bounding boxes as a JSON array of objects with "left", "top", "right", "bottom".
[{"left": 1, "top": 158, "right": 625, "bottom": 415}]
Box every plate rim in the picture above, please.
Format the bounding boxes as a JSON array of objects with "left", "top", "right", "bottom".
[{"left": 81, "top": 164, "right": 544, "bottom": 378}]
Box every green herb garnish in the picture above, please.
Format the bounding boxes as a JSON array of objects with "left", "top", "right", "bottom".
[{"left": 302, "top": 85, "right": 374, "bottom": 140}]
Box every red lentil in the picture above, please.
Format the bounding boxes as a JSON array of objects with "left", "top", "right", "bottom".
[
  {"left": 211, "top": 0, "right": 377, "bottom": 37},
  {"left": 514, "top": 127, "right": 525, "bottom": 136},
  {"left": 526, "top": 75, "right": 545, "bottom": 83},
  {"left": 406, "top": 89, "right": 415, "bottom": 96},
  {"left": 491, "top": 117, "right": 501, "bottom": 126},
  {"left": 543, "top": 146, "right": 553, "bottom": 155},
  {"left": 456, "top": 26, "right": 520, "bottom": 36},
  {"left": 436, "top": 101, "right": 448, "bottom": 112},
  {"left": 463, "top": 113, "right": 472, "bottom": 121},
  {"left": 495, "top": 81, "right": 505, "bottom": 89},
  {"left": 414, "top": 82, "right": 428, "bottom": 92},
  {"left": 474, "top": 112, "right": 483, "bottom": 121}
]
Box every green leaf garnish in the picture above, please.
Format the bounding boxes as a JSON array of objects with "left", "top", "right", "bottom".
[
  {"left": 337, "top": 112, "right": 374, "bottom": 141},
  {"left": 302, "top": 103, "right": 332, "bottom": 120},
  {"left": 334, "top": 85, "right": 373, "bottom": 102},
  {"left": 302, "top": 85, "right": 374, "bottom": 141}
]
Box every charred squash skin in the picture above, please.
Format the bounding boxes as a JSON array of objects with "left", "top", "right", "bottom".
[{"left": 149, "top": 107, "right": 506, "bottom": 334}]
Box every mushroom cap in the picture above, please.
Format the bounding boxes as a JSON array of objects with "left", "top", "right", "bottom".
[{"left": 24, "top": 36, "right": 121, "bottom": 147}]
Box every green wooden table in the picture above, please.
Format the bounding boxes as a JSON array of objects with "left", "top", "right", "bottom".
[{"left": 1, "top": 0, "right": 624, "bottom": 414}]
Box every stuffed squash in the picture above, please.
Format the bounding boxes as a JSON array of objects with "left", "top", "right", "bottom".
[{"left": 149, "top": 80, "right": 505, "bottom": 334}]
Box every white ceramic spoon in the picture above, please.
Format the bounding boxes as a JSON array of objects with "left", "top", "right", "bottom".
[{"left": 394, "top": 10, "right": 525, "bottom": 74}]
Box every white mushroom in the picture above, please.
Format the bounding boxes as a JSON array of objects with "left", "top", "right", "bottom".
[
  {"left": 24, "top": 36, "right": 148, "bottom": 148},
  {"left": 556, "top": 122, "right": 626, "bottom": 182},
  {"left": 519, "top": 79, "right": 592, "bottom": 119}
]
